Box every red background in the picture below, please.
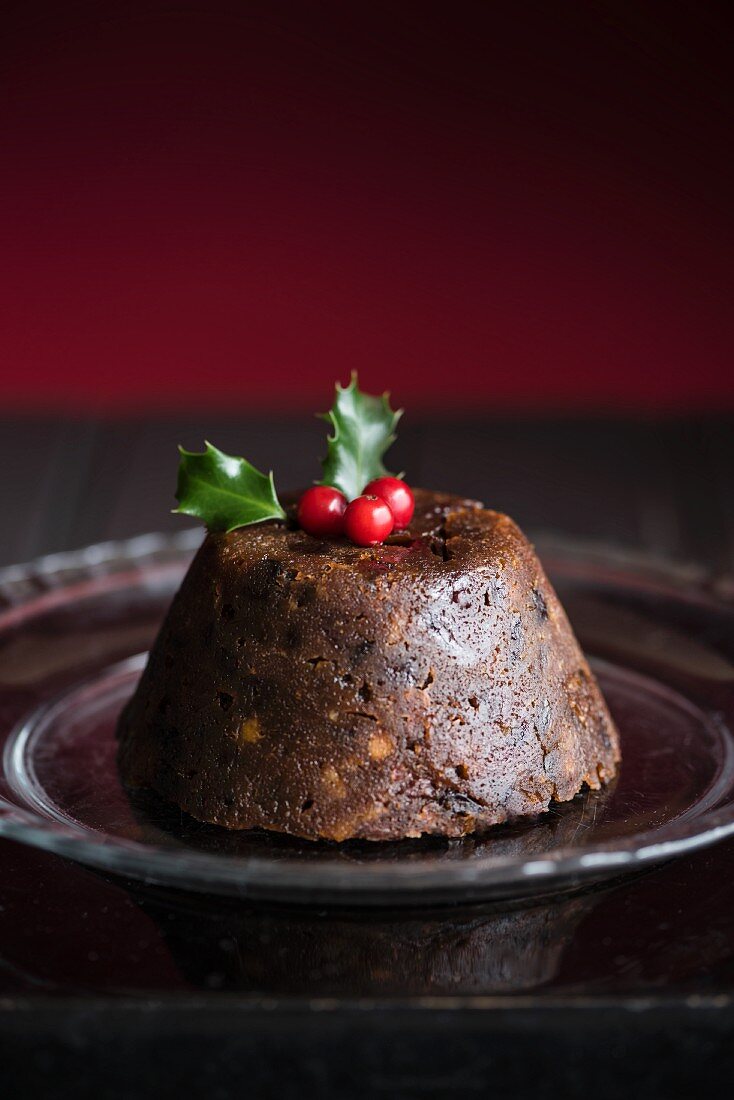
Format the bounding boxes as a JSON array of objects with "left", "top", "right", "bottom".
[{"left": 2, "top": 1, "right": 733, "bottom": 412}]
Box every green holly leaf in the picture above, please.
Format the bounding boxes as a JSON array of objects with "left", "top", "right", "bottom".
[
  {"left": 174, "top": 442, "right": 286, "bottom": 532},
  {"left": 319, "top": 373, "right": 403, "bottom": 500}
]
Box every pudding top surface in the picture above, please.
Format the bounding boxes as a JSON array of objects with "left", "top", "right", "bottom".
[{"left": 205, "top": 489, "right": 533, "bottom": 590}]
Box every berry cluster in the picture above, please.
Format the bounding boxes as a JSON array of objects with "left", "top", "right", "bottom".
[{"left": 297, "top": 477, "right": 415, "bottom": 546}]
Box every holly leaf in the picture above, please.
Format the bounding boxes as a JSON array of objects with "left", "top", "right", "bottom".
[
  {"left": 174, "top": 442, "right": 286, "bottom": 532},
  {"left": 318, "top": 374, "right": 403, "bottom": 500}
]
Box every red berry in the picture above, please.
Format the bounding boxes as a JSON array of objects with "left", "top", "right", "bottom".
[
  {"left": 363, "top": 477, "right": 415, "bottom": 529},
  {"left": 343, "top": 495, "right": 394, "bottom": 546},
  {"left": 297, "top": 486, "right": 347, "bottom": 538}
]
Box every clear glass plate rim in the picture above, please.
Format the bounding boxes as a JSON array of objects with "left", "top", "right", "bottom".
[
  {"left": 0, "top": 528, "right": 732, "bottom": 899},
  {"left": 1, "top": 660, "right": 734, "bottom": 894}
]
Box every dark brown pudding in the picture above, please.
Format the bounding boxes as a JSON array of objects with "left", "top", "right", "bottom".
[{"left": 117, "top": 489, "right": 619, "bottom": 841}]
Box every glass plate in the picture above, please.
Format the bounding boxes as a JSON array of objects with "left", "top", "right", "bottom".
[{"left": 0, "top": 530, "right": 732, "bottom": 907}]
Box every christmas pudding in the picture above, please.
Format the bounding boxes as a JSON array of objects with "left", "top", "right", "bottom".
[{"left": 117, "top": 378, "right": 619, "bottom": 841}]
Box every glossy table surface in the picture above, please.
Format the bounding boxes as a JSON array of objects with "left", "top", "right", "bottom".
[{"left": 1, "top": 413, "right": 733, "bottom": 1098}]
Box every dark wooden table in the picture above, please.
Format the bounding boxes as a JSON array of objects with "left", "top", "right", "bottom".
[
  {"left": 1, "top": 413, "right": 732, "bottom": 572},
  {"left": 1, "top": 413, "right": 733, "bottom": 1099}
]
